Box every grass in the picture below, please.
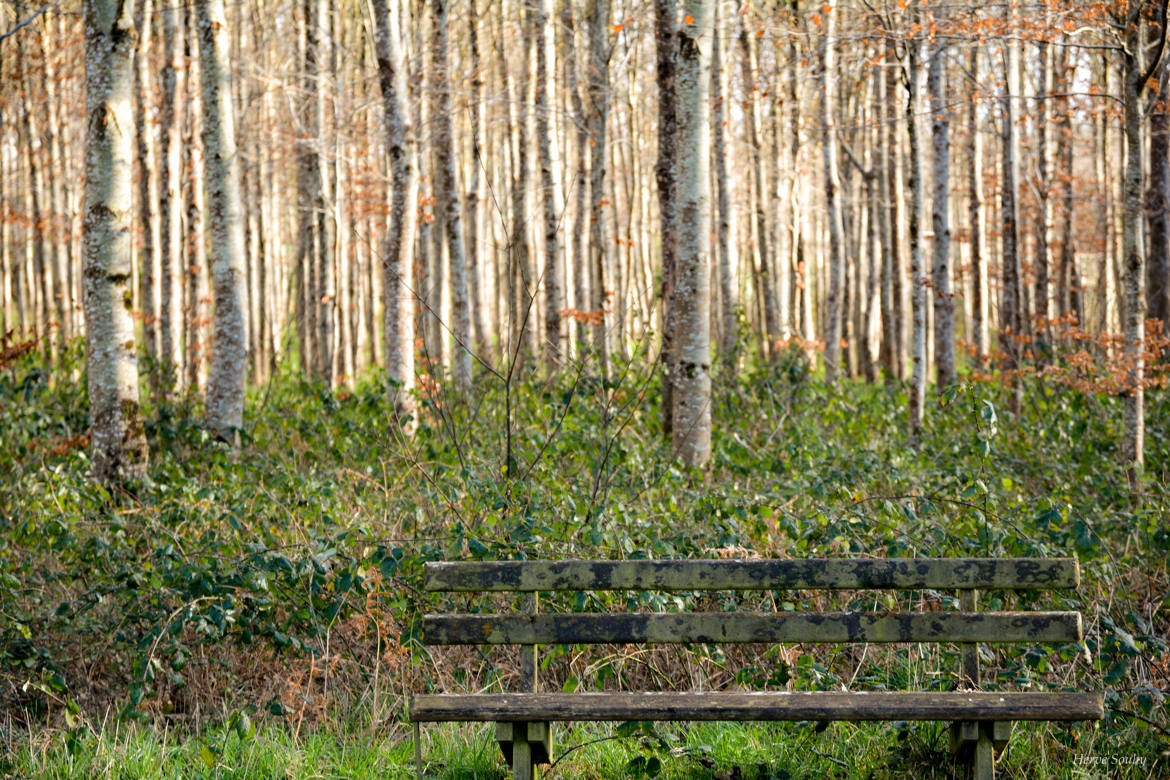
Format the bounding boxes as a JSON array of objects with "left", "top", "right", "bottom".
[{"left": 2, "top": 718, "right": 1161, "bottom": 778}]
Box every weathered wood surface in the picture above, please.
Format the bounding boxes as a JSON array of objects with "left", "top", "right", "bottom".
[
  {"left": 424, "top": 558, "right": 1080, "bottom": 592},
  {"left": 409, "top": 691, "right": 1104, "bottom": 723},
  {"left": 422, "top": 611, "right": 1082, "bottom": 645}
]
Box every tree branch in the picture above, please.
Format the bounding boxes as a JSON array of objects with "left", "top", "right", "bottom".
[{"left": 0, "top": 3, "right": 52, "bottom": 44}]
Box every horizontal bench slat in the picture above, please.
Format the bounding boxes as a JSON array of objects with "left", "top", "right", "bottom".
[
  {"left": 409, "top": 691, "right": 1104, "bottom": 723},
  {"left": 422, "top": 611, "right": 1083, "bottom": 645},
  {"left": 424, "top": 558, "right": 1080, "bottom": 592}
]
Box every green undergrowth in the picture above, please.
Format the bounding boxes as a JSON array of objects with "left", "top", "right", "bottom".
[{"left": 0, "top": 341, "right": 1167, "bottom": 777}]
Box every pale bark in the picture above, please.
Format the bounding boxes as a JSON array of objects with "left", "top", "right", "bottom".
[
  {"left": 536, "top": 0, "right": 563, "bottom": 371},
  {"left": 928, "top": 37, "right": 954, "bottom": 389},
  {"left": 158, "top": 0, "right": 185, "bottom": 386},
  {"left": 564, "top": 0, "right": 590, "bottom": 359},
  {"left": 738, "top": 15, "right": 778, "bottom": 359},
  {"left": 820, "top": 2, "right": 844, "bottom": 384},
  {"left": 84, "top": 0, "right": 149, "bottom": 483},
  {"left": 372, "top": 0, "right": 418, "bottom": 430},
  {"left": 712, "top": 0, "right": 736, "bottom": 372},
  {"left": 184, "top": 3, "right": 209, "bottom": 394},
  {"left": 587, "top": 0, "right": 610, "bottom": 378},
  {"left": 467, "top": 0, "right": 490, "bottom": 359},
  {"left": 134, "top": 0, "right": 160, "bottom": 379},
  {"left": 431, "top": 0, "right": 472, "bottom": 388},
  {"left": 1035, "top": 30, "right": 1052, "bottom": 348},
  {"left": 671, "top": 0, "right": 712, "bottom": 467},
  {"left": 196, "top": 0, "right": 248, "bottom": 441}
]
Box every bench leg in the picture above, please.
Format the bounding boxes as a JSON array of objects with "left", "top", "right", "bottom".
[
  {"left": 414, "top": 722, "right": 423, "bottom": 780},
  {"left": 973, "top": 725, "right": 994, "bottom": 780},
  {"left": 512, "top": 733, "right": 535, "bottom": 780}
]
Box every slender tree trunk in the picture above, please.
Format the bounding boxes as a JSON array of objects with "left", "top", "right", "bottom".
[
  {"left": 431, "top": 0, "right": 472, "bottom": 387},
  {"left": 372, "top": 0, "right": 418, "bottom": 430},
  {"left": 1147, "top": 50, "right": 1170, "bottom": 333},
  {"left": 655, "top": 0, "right": 678, "bottom": 434},
  {"left": 739, "top": 14, "right": 778, "bottom": 360},
  {"left": 196, "top": 0, "right": 249, "bottom": 440},
  {"left": 135, "top": 0, "right": 161, "bottom": 385},
  {"left": 671, "top": 0, "right": 712, "bottom": 467},
  {"left": 712, "top": 0, "right": 736, "bottom": 372},
  {"left": 159, "top": 0, "right": 185, "bottom": 388},
  {"left": 184, "top": 3, "right": 209, "bottom": 394},
  {"left": 1035, "top": 27, "right": 1053, "bottom": 355},
  {"left": 906, "top": 26, "right": 926, "bottom": 438},
  {"left": 534, "top": 0, "right": 563, "bottom": 371},
  {"left": 467, "top": 0, "right": 490, "bottom": 359},
  {"left": 885, "top": 38, "right": 905, "bottom": 379},
  {"left": 1000, "top": 1, "right": 1023, "bottom": 410},
  {"left": 564, "top": 0, "right": 590, "bottom": 359},
  {"left": 84, "top": 0, "right": 149, "bottom": 483},
  {"left": 969, "top": 44, "right": 988, "bottom": 362},
  {"left": 929, "top": 35, "right": 954, "bottom": 389},
  {"left": 587, "top": 0, "right": 610, "bottom": 379},
  {"left": 820, "top": 2, "right": 844, "bottom": 384},
  {"left": 1056, "top": 42, "right": 1082, "bottom": 325}
]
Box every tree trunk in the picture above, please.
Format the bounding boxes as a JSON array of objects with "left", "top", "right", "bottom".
[
  {"left": 587, "top": 0, "right": 610, "bottom": 379},
  {"left": 1000, "top": 1, "right": 1023, "bottom": 411},
  {"left": 372, "top": 0, "right": 418, "bottom": 430},
  {"left": 671, "top": 0, "right": 712, "bottom": 468},
  {"left": 159, "top": 0, "right": 186, "bottom": 388},
  {"left": 431, "top": 0, "right": 472, "bottom": 387},
  {"left": 535, "top": 0, "right": 563, "bottom": 371},
  {"left": 968, "top": 44, "right": 988, "bottom": 362},
  {"left": 906, "top": 26, "right": 926, "bottom": 438},
  {"left": 196, "top": 0, "right": 249, "bottom": 441},
  {"left": 184, "top": 2, "right": 209, "bottom": 395},
  {"left": 929, "top": 35, "right": 954, "bottom": 389},
  {"left": 820, "top": 2, "right": 844, "bottom": 384},
  {"left": 712, "top": 0, "right": 736, "bottom": 373},
  {"left": 1035, "top": 29, "right": 1053, "bottom": 353},
  {"left": 1147, "top": 49, "right": 1170, "bottom": 333},
  {"left": 656, "top": 0, "right": 678, "bottom": 434},
  {"left": 83, "top": 0, "right": 149, "bottom": 483}
]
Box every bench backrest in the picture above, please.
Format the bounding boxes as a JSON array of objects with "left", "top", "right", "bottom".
[{"left": 422, "top": 558, "right": 1083, "bottom": 647}]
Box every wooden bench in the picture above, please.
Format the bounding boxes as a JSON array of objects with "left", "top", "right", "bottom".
[{"left": 409, "top": 558, "right": 1102, "bottom": 780}]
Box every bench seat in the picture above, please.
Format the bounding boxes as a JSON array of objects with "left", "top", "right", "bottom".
[{"left": 411, "top": 690, "right": 1104, "bottom": 723}]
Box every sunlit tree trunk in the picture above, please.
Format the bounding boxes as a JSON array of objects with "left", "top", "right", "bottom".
[
  {"left": 564, "top": 0, "right": 590, "bottom": 359},
  {"left": 928, "top": 34, "right": 954, "bottom": 389},
  {"left": 372, "top": 0, "right": 418, "bottom": 430},
  {"left": 84, "top": 0, "right": 149, "bottom": 483},
  {"left": 467, "top": 0, "right": 490, "bottom": 360},
  {"left": 671, "top": 0, "right": 712, "bottom": 467},
  {"left": 536, "top": 0, "right": 563, "bottom": 371},
  {"left": 1035, "top": 27, "right": 1053, "bottom": 352},
  {"left": 587, "top": 0, "right": 610, "bottom": 379},
  {"left": 196, "top": 0, "right": 248, "bottom": 441},
  {"left": 431, "top": 0, "right": 472, "bottom": 388},
  {"left": 712, "top": 0, "right": 736, "bottom": 372},
  {"left": 739, "top": 14, "right": 778, "bottom": 360},
  {"left": 134, "top": 0, "right": 160, "bottom": 385},
  {"left": 820, "top": 2, "right": 844, "bottom": 384},
  {"left": 158, "top": 0, "right": 186, "bottom": 388},
  {"left": 184, "top": 2, "right": 209, "bottom": 394}
]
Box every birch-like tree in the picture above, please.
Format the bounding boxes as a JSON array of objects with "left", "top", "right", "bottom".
[
  {"left": 928, "top": 28, "right": 954, "bottom": 389},
  {"left": 83, "top": 0, "right": 149, "bottom": 483},
  {"left": 431, "top": 0, "right": 472, "bottom": 387},
  {"left": 196, "top": 0, "right": 249, "bottom": 441},
  {"left": 671, "top": 0, "right": 712, "bottom": 467},
  {"left": 372, "top": 0, "right": 418, "bottom": 431}
]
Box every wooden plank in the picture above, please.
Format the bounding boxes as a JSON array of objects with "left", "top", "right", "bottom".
[
  {"left": 409, "top": 691, "right": 1105, "bottom": 723},
  {"left": 424, "top": 558, "right": 1080, "bottom": 592},
  {"left": 422, "top": 611, "right": 1083, "bottom": 645}
]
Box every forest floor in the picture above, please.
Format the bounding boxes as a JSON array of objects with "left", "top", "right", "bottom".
[{"left": 0, "top": 342, "right": 1167, "bottom": 778}]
